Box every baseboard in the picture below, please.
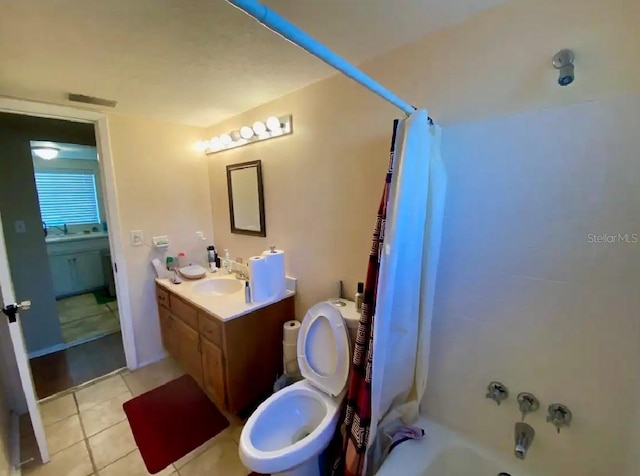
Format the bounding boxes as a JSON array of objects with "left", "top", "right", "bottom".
[
  {"left": 9, "top": 411, "right": 21, "bottom": 475},
  {"left": 27, "top": 343, "right": 67, "bottom": 359},
  {"left": 135, "top": 351, "right": 168, "bottom": 370}
]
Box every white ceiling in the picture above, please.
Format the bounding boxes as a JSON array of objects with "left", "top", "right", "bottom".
[{"left": 1, "top": 0, "right": 514, "bottom": 127}]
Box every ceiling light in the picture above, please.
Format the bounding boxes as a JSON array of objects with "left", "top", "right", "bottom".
[
  {"left": 252, "top": 121, "right": 267, "bottom": 135},
  {"left": 240, "top": 126, "right": 254, "bottom": 139},
  {"left": 33, "top": 147, "right": 59, "bottom": 160},
  {"left": 220, "top": 134, "right": 232, "bottom": 146},
  {"left": 266, "top": 116, "right": 281, "bottom": 132}
]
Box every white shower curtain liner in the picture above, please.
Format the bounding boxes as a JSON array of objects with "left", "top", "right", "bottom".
[{"left": 366, "top": 110, "right": 447, "bottom": 474}]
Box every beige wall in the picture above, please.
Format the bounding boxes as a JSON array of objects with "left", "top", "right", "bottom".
[
  {"left": 205, "top": 0, "right": 640, "bottom": 474},
  {"left": 107, "top": 115, "right": 213, "bottom": 365},
  {"left": 206, "top": 0, "right": 640, "bottom": 315}
]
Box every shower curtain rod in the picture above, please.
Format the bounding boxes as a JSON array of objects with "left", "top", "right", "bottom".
[{"left": 226, "top": 0, "right": 418, "bottom": 117}]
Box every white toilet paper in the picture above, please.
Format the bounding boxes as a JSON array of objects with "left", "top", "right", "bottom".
[
  {"left": 283, "top": 342, "right": 299, "bottom": 376},
  {"left": 282, "top": 320, "right": 301, "bottom": 345}
]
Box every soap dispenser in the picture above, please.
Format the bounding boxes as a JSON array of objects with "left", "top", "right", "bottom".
[{"left": 223, "top": 249, "right": 232, "bottom": 274}]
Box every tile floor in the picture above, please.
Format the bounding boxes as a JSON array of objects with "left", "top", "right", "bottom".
[
  {"left": 57, "top": 293, "right": 120, "bottom": 345},
  {"left": 21, "top": 358, "right": 251, "bottom": 476}
]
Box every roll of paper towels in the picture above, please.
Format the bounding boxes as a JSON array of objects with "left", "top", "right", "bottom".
[
  {"left": 261, "top": 248, "right": 286, "bottom": 299},
  {"left": 283, "top": 320, "right": 300, "bottom": 345},
  {"left": 249, "top": 255, "right": 272, "bottom": 302}
]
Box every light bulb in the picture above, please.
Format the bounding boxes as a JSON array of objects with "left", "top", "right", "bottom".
[
  {"left": 266, "top": 116, "right": 281, "bottom": 132},
  {"left": 210, "top": 137, "right": 222, "bottom": 151},
  {"left": 240, "top": 126, "right": 254, "bottom": 139},
  {"left": 230, "top": 130, "right": 241, "bottom": 141},
  {"left": 252, "top": 121, "right": 267, "bottom": 135},
  {"left": 220, "top": 134, "right": 232, "bottom": 145},
  {"left": 194, "top": 141, "right": 208, "bottom": 151}
]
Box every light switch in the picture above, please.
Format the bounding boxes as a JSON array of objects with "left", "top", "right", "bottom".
[
  {"left": 130, "top": 230, "right": 144, "bottom": 247},
  {"left": 14, "top": 220, "right": 26, "bottom": 234}
]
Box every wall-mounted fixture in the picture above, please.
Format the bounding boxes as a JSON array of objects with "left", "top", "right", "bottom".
[
  {"left": 552, "top": 49, "right": 576, "bottom": 86},
  {"left": 547, "top": 403, "right": 572, "bottom": 433},
  {"left": 514, "top": 422, "right": 535, "bottom": 460},
  {"left": 197, "top": 115, "right": 293, "bottom": 155},
  {"left": 516, "top": 392, "right": 540, "bottom": 420},
  {"left": 32, "top": 147, "right": 60, "bottom": 160},
  {"left": 486, "top": 381, "right": 509, "bottom": 405}
]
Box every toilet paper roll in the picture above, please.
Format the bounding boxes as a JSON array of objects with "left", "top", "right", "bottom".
[
  {"left": 261, "top": 248, "right": 286, "bottom": 298},
  {"left": 282, "top": 320, "right": 301, "bottom": 345},
  {"left": 283, "top": 342, "right": 299, "bottom": 377},
  {"left": 249, "top": 256, "right": 272, "bottom": 302}
]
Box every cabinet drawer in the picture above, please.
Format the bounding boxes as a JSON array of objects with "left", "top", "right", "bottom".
[
  {"left": 170, "top": 294, "right": 198, "bottom": 329},
  {"left": 198, "top": 313, "right": 223, "bottom": 348},
  {"left": 156, "top": 287, "right": 170, "bottom": 309}
]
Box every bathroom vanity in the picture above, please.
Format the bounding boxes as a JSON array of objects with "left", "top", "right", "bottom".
[{"left": 155, "top": 277, "right": 295, "bottom": 413}]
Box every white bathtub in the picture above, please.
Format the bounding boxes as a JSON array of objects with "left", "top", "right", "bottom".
[{"left": 376, "top": 418, "right": 539, "bottom": 476}]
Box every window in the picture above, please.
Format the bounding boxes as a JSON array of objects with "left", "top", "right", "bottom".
[{"left": 34, "top": 172, "right": 101, "bottom": 226}]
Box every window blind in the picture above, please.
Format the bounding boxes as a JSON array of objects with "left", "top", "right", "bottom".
[{"left": 34, "top": 172, "right": 101, "bottom": 226}]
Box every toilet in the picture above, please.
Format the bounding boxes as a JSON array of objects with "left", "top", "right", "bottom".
[{"left": 239, "top": 300, "right": 359, "bottom": 476}]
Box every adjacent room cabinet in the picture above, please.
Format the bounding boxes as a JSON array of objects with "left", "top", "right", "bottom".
[
  {"left": 155, "top": 284, "right": 294, "bottom": 413},
  {"left": 47, "top": 236, "right": 110, "bottom": 298},
  {"left": 49, "top": 251, "right": 104, "bottom": 297}
]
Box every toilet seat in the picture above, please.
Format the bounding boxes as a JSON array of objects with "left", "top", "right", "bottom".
[{"left": 297, "top": 302, "right": 350, "bottom": 397}]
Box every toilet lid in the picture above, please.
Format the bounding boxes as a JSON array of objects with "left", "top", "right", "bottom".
[{"left": 297, "top": 302, "right": 350, "bottom": 397}]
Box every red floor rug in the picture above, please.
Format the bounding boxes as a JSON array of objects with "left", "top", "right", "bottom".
[{"left": 123, "top": 374, "right": 229, "bottom": 474}]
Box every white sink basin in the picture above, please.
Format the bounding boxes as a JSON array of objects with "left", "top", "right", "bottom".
[{"left": 193, "top": 279, "right": 243, "bottom": 296}]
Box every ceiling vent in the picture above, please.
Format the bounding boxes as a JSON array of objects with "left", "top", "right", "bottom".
[{"left": 68, "top": 93, "right": 117, "bottom": 108}]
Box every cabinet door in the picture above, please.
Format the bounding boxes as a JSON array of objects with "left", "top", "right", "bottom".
[
  {"left": 172, "top": 317, "right": 203, "bottom": 387},
  {"left": 49, "top": 255, "right": 75, "bottom": 297},
  {"left": 158, "top": 305, "right": 176, "bottom": 357},
  {"left": 73, "top": 251, "right": 104, "bottom": 292},
  {"left": 201, "top": 338, "right": 226, "bottom": 409}
]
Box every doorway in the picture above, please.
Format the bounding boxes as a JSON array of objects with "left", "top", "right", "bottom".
[{"left": 0, "top": 114, "right": 126, "bottom": 399}]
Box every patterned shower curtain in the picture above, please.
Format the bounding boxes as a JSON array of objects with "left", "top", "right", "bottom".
[{"left": 333, "top": 119, "right": 399, "bottom": 476}]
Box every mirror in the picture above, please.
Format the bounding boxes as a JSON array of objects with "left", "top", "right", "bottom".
[{"left": 226, "top": 160, "right": 266, "bottom": 237}]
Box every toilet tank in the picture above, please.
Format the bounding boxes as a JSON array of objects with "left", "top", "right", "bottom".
[{"left": 329, "top": 300, "right": 360, "bottom": 345}]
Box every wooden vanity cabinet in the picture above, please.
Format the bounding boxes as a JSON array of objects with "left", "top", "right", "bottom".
[{"left": 155, "top": 283, "right": 294, "bottom": 413}]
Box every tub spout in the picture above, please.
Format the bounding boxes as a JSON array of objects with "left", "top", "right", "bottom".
[{"left": 514, "top": 422, "right": 535, "bottom": 460}]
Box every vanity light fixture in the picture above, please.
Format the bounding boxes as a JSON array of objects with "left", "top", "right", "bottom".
[
  {"left": 200, "top": 114, "right": 293, "bottom": 155},
  {"left": 32, "top": 147, "right": 60, "bottom": 160}
]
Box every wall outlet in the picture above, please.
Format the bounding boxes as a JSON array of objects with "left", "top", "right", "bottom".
[
  {"left": 195, "top": 231, "right": 206, "bottom": 241},
  {"left": 130, "top": 230, "right": 144, "bottom": 247}
]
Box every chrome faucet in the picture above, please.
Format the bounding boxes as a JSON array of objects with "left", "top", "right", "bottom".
[{"left": 514, "top": 422, "right": 535, "bottom": 460}]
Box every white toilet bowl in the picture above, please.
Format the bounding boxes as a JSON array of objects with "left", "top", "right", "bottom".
[
  {"left": 239, "top": 380, "right": 341, "bottom": 475},
  {"left": 239, "top": 301, "right": 352, "bottom": 476}
]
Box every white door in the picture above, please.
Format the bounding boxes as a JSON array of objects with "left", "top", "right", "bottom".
[{"left": 0, "top": 214, "right": 49, "bottom": 464}]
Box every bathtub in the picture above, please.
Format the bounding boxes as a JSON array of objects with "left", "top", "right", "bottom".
[{"left": 376, "top": 418, "right": 539, "bottom": 476}]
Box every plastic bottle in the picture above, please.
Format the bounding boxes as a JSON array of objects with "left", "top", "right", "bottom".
[
  {"left": 223, "top": 249, "right": 232, "bottom": 274},
  {"left": 355, "top": 282, "right": 364, "bottom": 312}
]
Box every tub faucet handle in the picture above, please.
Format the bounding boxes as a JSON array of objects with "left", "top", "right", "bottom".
[
  {"left": 486, "top": 381, "right": 509, "bottom": 405},
  {"left": 517, "top": 392, "right": 540, "bottom": 421},
  {"left": 547, "top": 404, "right": 572, "bottom": 434}
]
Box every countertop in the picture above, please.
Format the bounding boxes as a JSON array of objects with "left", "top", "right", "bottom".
[
  {"left": 45, "top": 232, "right": 109, "bottom": 244},
  {"left": 155, "top": 272, "right": 296, "bottom": 322}
]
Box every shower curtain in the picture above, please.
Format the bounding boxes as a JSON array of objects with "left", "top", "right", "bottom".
[
  {"left": 337, "top": 110, "right": 446, "bottom": 476},
  {"left": 367, "top": 110, "right": 446, "bottom": 474}
]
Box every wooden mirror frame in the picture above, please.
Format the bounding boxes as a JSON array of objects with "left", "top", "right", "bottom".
[{"left": 226, "top": 160, "right": 266, "bottom": 237}]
